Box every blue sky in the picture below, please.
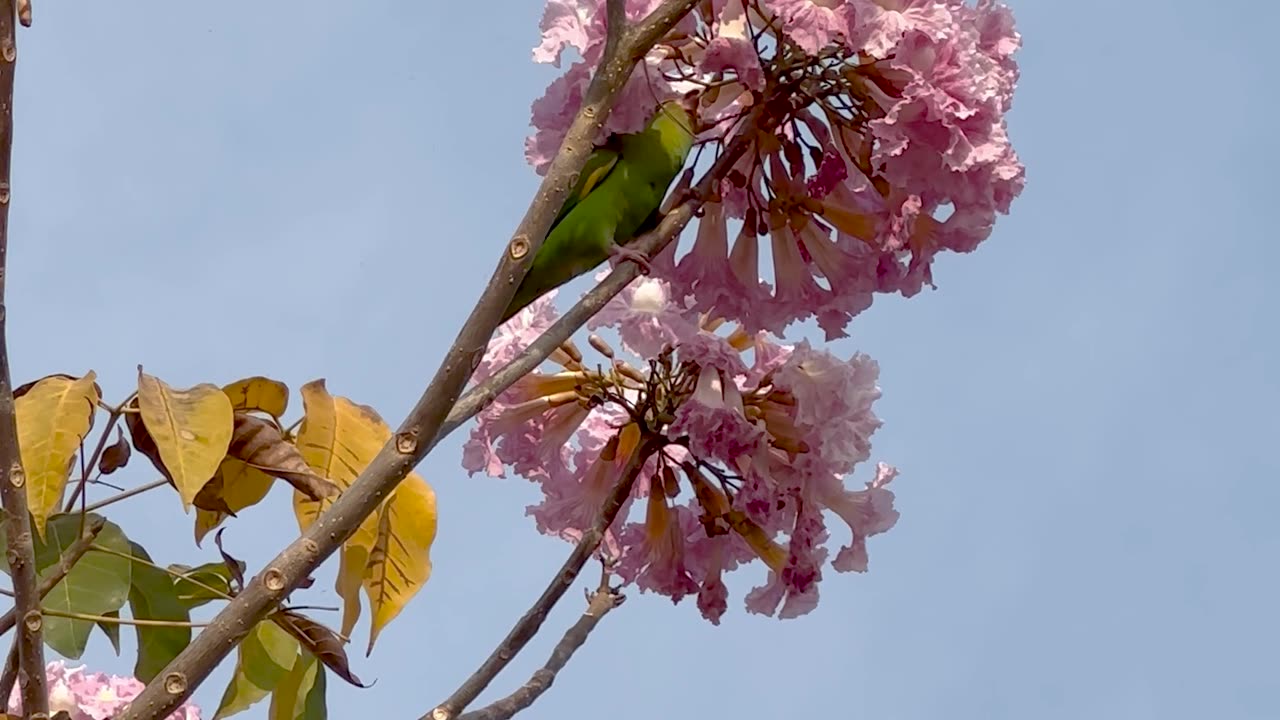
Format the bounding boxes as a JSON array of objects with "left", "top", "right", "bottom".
[{"left": 8, "top": 1, "right": 1279, "bottom": 718}]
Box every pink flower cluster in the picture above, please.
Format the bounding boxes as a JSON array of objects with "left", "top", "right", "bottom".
[
  {"left": 6, "top": 662, "right": 202, "bottom": 720},
  {"left": 466, "top": 279, "right": 899, "bottom": 621},
  {"left": 529, "top": 0, "right": 1024, "bottom": 338}
]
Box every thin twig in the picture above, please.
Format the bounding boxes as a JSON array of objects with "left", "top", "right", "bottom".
[
  {"left": 0, "top": 516, "right": 105, "bottom": 637},
  {"left": 0, "top": 0, "right": 47, "bottom": 713},
  {"left": 87, "top": 542, "right": 234, "bottom": 602},
  {"left": 115, "top": 4, "right": 701, "bottom": 718},
  {"left": 39, "top": 608, "right": 209, "bottom": 628},
  {"left": 64, "top": 397, "right": 131, "bottom": 512},
  {"left": 80, "top": 478, "right": 169, "bottom": 514},
  {"left": 426, "top": 435, "right": 661, "bottom": 720},
  {"left": 455, "top": 565, "right": 626, "bottom": 720}
]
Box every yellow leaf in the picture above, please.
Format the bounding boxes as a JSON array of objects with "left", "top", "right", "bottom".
[
  {"left": 223, "top": 376, "right": 290, "bottom": 418},
  {"left": 136, "top": 368, "right": 234, "bottom": 509},
  {"left": 364, "top": 474, "right": 436, "bottom": 653},
  {"left": 335, "top": 545, "right": 368, "bottom": 638},
  {"left": 14, "top": 373, "right": 101, "bottom": 536},
  {"left": 194, "top": 508, "right": 224, "bottom": 546},
  {"left": 193, "top": 457, "right": 276, "bottom": 544},
  {"left": 291, "top": 380, "right": 384, "bottom": 630}
]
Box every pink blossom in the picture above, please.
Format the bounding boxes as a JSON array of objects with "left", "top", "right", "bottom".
[
  {"left": 664, "top": 201, "right": 774, "bottom": 330},
  {"left": 7, "top": 662, "right": 201, "bottom": 720},
  {"left": 482, "top": 0, "right": 1025, "bottom": 618},
  {"left": 588, "top": 275, "right": 698, "bottom": 357},
  {"left": 820, "top": 462, "right": 901, "bottom": 572},
  {"left": 849, "top": 0, "right": 956, "bottom": 58},
  {"left": 701, "top": 0, "right": 765, "bottom": 92},
  {"left": 533, "top": 0, "right": 601, "bottom": 66},
  {"left": 527, "top": 0, "right": 1023, "bottom": 337},
  {"left": 615, "top": 497, "right": 701, "bottom": 602},
  {"left": 667, "top": 365, "right": 763, "bottom": 462},
  {"left": 761, "top": 0, "right": 854, "bottom": 55},
  {"left": 477, "top": 293, "right": 560, "bottom": 383},
  {"left": 774, "top": 341, "right": 882, "bottom": 474},
  {"left": 470, "top": 288, "right": 898, "bottom": 620},
  {"left": 744, "top": 500, "right": 829, "bottom": 618}
]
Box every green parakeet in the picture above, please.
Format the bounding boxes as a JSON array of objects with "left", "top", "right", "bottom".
[{"left": 501, "top": 101, "right": 696, "bottom": 322}]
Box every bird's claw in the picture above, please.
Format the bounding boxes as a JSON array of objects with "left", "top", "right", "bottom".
[{"left": 607, "top": 244, "right": 652, "bottom": 275}]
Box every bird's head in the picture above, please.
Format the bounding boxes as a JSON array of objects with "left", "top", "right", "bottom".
[{"left": 648, "top": 98, "right": 697, "bottom": 166}]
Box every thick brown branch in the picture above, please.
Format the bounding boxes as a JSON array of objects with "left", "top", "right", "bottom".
[
  {"left": 0, "top": 515, "right": 105, "bottom": 637},
  {"left": 115, "top": 3, "right": 700, "bottom": 718},
  {"left": 0, "top": 1, "right": 47, "bottom": 715},
  {"left": 426, "top": 436, "right": 661, "bottom": 720},
  {"left": 455, "top": 570, "right": 625, "bottom": 720}
]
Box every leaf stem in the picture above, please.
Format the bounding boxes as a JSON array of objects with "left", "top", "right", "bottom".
[
  {"left": 88, "top": 542, "right": 235, "bottom": 602},
  {"left": 39, "top": 608, "right": 210, "bottom": 628},
  {"left": 79, "top": 478, "right": 169, "bottom": 514},
  {"left": 65, "top": 395, "right": 135, "bottom": 512}
]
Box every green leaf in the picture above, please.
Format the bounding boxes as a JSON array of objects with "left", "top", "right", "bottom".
[
  {"left": 299, "top": 660, "right": 326, "bottom": 719},
  {"left": 97, "top": 612, "right": 121, "bottom": 655},
  {"left": 269, "top": 652, "right": 327, "bottom": 720},
  {"left": 169, "top": 561, "right": 237, "bottom": 609},
  {"left": 127, "top": 542, "right": 192, "bottom": 682},
  {"left": 213, "top": 620, "right": 297, "bottom": 719},
  {"left": 0, "top": 513, "right": 132, "bottom": 658}
]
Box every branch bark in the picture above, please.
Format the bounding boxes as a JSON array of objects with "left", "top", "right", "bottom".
[
  {"left": 115, "top": 3, "right": 700, "bottom": 718},
  {"left": 426, "top": 435, "right": 660, "bottom": 720},
  {"left": 454, "top": 569, "right": 626, "bottom": 720},
  {"left": 0, "top": 1, "right": 48, "bottom": 715}
]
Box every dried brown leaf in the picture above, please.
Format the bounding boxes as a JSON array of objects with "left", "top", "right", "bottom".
[
  {"left": 214, "top": 528, "right": 246, "bottom": 592},
  {"left": 98, "top": 427, "right": 132, "bottom": 476},
  {"left": 124, "top": 399, "right": 171, "bottom": 485},
  {"left": 271, "top": 610, "right": 369, "bottom": 689},
  {"left": 227, "top": 414, "right": 339, "bottom": 502}
]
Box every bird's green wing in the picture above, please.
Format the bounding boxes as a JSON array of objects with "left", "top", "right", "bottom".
[{"left": 550, "top": 139, "right": 621, "bottom": 230}]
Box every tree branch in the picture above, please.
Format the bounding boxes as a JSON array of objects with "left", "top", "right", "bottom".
[
  {"left": 426, "top": 435, "right": 661, "bottom": 720},
  {"left": 0, "top": 1, "right": 47, "bottom": 714},
  {"left": 115, "top": 3, "right": 700, "bottom": 718},
  {"left": 455, "top": 567, "right": 625, "bottom": 720},
  {"left": 0, "top": 516, "right": 104, "bottom": 638}
]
